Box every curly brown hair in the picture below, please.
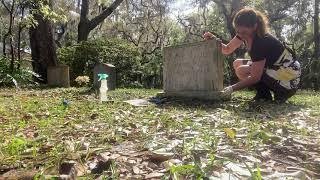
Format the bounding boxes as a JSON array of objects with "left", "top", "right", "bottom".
[{"left": 233, "top": 7, "right": 270, "bottom": 37}]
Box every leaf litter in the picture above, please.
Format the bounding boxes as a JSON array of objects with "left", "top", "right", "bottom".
[{"left": 0, "top": 88, "right": 319, "bottom": 179}]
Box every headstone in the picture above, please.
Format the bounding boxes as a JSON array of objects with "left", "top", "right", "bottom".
[
  {"left": 93, "top": 63, "right": 116, "bottom": 90},
  {"left": 162, "top": 39, "right": 224, "bottom": 100},
  {"left": 47, "top": 65, "right": 70, "bottom": 87}
]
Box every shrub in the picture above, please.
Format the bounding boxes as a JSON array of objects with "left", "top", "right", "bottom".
[
  {"left": 75, "top": 75, "right": 90, "bottom": 87},
  {"left": 0, "top": 57, "right": 39, "bottom": 87},
  {"left": 58, "top": 38, "right": 142, "bottom": 87}
]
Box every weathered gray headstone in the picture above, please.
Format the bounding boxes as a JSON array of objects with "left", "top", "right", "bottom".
[
  {"left": 162, "top": 39, "right": 224, "bottom": 100},
  {"left": 47, "top": 65, "right": 70, "bottom": 87},
  {"left": 93, "top": 63, "right": 116, "bottom": 90}
]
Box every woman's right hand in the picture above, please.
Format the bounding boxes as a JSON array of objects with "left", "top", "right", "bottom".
[
  {"left": 203, "top": 32, "right": 222, "bottom": 51},
  {"left": 203, "top": 32, "right": 216, "bottom": 40}
]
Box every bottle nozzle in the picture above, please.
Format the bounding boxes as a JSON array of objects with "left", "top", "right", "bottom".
[{"left": 98, "top": 74, "right": 109, "bottom": 81}]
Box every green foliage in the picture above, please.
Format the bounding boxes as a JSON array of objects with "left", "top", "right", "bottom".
[
  {"left": 28, "top": 0, "right": 67, "bottom": 27},
  {"left": 40, "top": 4, "right": 67, "bottom": 23},
  {"left": 0, "top": 57, "right": 39, "bottom": 87},
  {"left": 6, "top": 136, "right": 28, "bottom": 156},
  {"left": 58, "top": 38, "right": 143, "bottom": 87},
  {"left": 140, "top": 49, "right": 163, "bottom": 88},
  {"left": 167, "top": 20, "right": 187, "bottom": 45},
  {"left": 75, "top": 76, "right": 90, "bottom": 87},
  {"left": 245, "top": 162, "right": 263, "bottom": 180},
  {"left": 170, "top": 164, "right": 203, "bottom": 179}
]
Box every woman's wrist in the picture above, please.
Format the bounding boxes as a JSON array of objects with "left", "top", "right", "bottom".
[{"left": 236, "top": 34, "right": 243, "bottom": 41}]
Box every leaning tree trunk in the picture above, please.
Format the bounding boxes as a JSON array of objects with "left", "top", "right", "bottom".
[{"left": 29, "top": 4, "right": 57, "bottom": 83}]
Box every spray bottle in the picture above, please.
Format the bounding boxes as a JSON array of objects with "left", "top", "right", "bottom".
[{"left": 98, "top": 74, "right": 109, "bottom": 102}]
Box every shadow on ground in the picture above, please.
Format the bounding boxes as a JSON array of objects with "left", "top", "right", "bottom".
[{"left": 156, "top": 95, "right": 309, "bottom": 120}]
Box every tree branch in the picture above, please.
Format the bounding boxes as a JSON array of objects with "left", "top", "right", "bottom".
[
  {"left": 89, "top": 0, "right": 124, "bottom": 30},
  {"left": 1, "top": 0, "right": 11, "bottom": 12}
]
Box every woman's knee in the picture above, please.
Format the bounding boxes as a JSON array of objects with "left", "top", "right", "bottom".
[
  {"left": 233, "top": 59, "right": 242, "bottom": 69},
  {"left": 235, "top": 65, "right": 251, "bottom": 79},
  {"left": 233, "top": 59, "right": 250, "bottom": 70}
]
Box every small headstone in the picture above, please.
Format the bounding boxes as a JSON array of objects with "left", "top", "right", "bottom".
[
  {"left": 162, "top": 39, "right": 224, "bottom": 100},
  {"left": 47, "top": 65, "right": 70, "bottom": 87},
  {"left": 93, "top": 63, "right": 116, "bottom": 90}
]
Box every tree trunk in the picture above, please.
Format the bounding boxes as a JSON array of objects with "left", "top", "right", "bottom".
[
  {"left": 212, "top": 0, "right": 244, "bottom": 84},
  {"left": 78, "top": 20, "right": 90, "bottom": 42},
  {"left": 213, "top": 0, "right": 244, "bottom": 57},
  {"left": 8, "top": 4, "right": 15, "bottom": 73},
  {"left": 17, "top": 7, "right": 25, "bottom": 70},
  {"left": 29, "top": 1, "right": 57, "bottom": 83},
  {"left": 1, "top": 0, "right": 16, "bottom": 72},
  {"left": 77, "top": 0, "right": 124, "bottom": 42},
  {"left": 9, "top": 33, "right": 14, "bottom": 73},
  {"left": 2, "top": 32, "right": 6, "bottom": 57},
  {"left": 312, "top": 0, "right": 320, "bottom": 90},
  {"left": 1, "top": 0, "right": 10, "bottom": 56},
  {"left": 315, "top": 0, "right": 320, "bottom": 59},
  {"left": 17, "top": 25, "right": 22, "bottom": 70}
]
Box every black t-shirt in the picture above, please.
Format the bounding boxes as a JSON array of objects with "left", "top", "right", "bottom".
[{"left": 248, "top": 33, "right": 284, "bottom": 68}]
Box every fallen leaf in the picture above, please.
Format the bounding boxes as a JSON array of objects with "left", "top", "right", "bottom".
[
  {"left": 266, "top": 170, "right": 308, "bottom": 179},
  {"left": 99, "top": 152, "right": 111, "bottom": 160},
  {"left": 120, "top": 168, "right": 128, "bottom": 174},
  {"left": 124, "top": 99, "right": 152, "bottom": 107},
  {"left": 133, "top": 166, "right": 141, "bottom": 174},
  {"left": 149, "top": 151, "right": 174, "bottom": 162},
  {"left": 110, "top": 153, "right": 121, "bottom": 160},
  {"left": 128, "top": 159, "right": 136, "bottom": 164},
  {"left": 75, "top": 163, "right": 88, "bottom": 177},
  {"left": 225, "top": 162, "right": 251, "bottom": 177},
  {"left": 147, "top": 161, "right": 158, "bottom": 169},
  {"left": 224, "top": 128, "right": 236, "bottom": 139},
  {"left": 145, "top": 172, "right": 164, "bottom": 179},
  {"left": 2, "top": 170, "right": 38, "bottom": 180},
  {"left": 129, "top": 151, "right": 147, "bottom": 157}
]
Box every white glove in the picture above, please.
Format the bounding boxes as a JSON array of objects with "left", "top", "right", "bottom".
[{"left": 221, "top": 86, "right": 233, "bottom": 98}]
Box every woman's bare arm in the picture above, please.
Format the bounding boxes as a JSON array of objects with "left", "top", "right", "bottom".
[
  {"left": 231, "top": 59, "right": 266, "bottom": 91},
  {"left": 221, "top": 36, "right": 243, "bottom": 55}
]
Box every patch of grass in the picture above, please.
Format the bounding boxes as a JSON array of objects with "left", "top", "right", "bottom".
[
  {"left": 6, "top": 136, "right": 28, "bottom": 156},
  {"left": 0, "top": 88, "right": 320, "bottom": 178}
]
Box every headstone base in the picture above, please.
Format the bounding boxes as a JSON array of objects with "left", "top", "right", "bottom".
[{"left": 157, "top": 91, "right": 229, "bottom": 100}]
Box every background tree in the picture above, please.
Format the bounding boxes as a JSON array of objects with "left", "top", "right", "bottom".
[
  {"left": 78, "top": 0, "right": 124, "bottom": 42},
  {"left": 308, "top": 0, "right": 320, "bottom": 89},
  {"left": 1, "top": 0, "right": 16, "bottom": 72},
  {"left": 28, "top": 0, "right": 61, "bottom": 82},
  {"left": 0, "top": 0, "right": 319, "bottom": 89},
  {"left": 314, "top": 0, "right": 319, "bottom": 59}
]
